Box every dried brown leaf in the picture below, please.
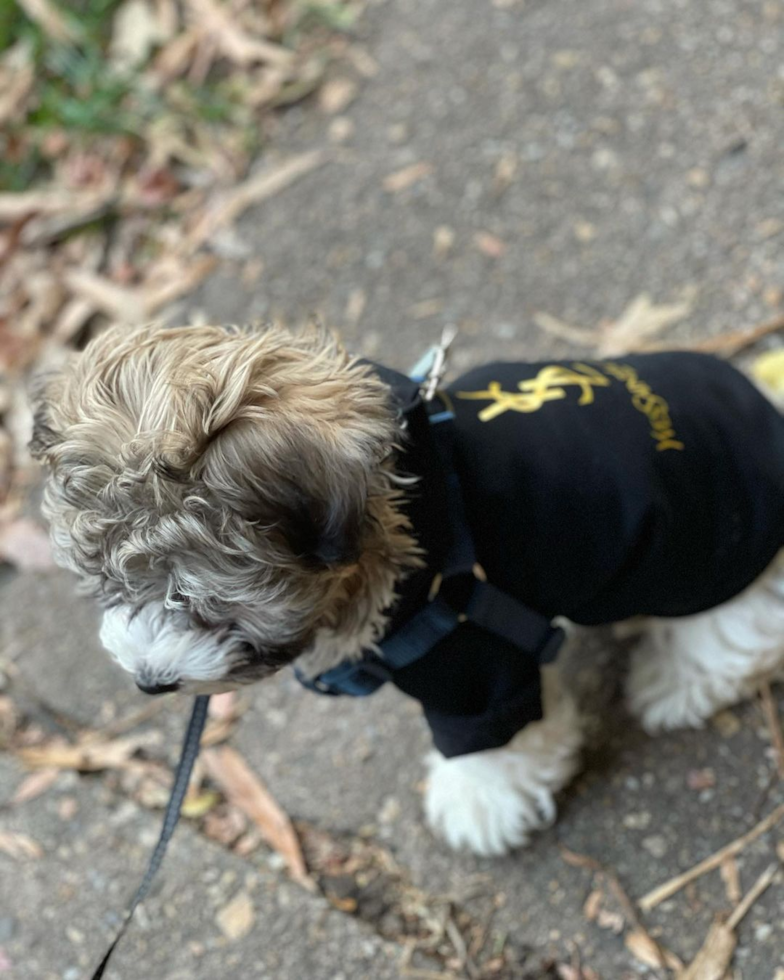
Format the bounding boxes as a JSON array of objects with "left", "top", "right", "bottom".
[
  {"left": 186, "top": 0, "right": 293, "bottom": 68},
  {"left": 474, "top": 231, "right": 506, "bottom": 259},
  {"left": 109, "top": 0, "right": 171, "bottom": 72},
  {"left": 203, "top": 745, "right": 310, "bottom": 885},
  {"left": 318, "top": 77, "right": 357, "bottom": 114},
  {"left": 534, "top": 292, "right": 694, "bottom": 355},
  {"left": 582, "top": 888, "right": 603, "bottom": 922},
  {"left": 17, "top": 730, "right": 161, "bottom": 771},
  {"left": 595, "top": 908, "right": 624, "bottom": 934},
  {"left": 0, "top": 45, "right": 35, "bottom": 127},
  {"left": 215, "top": 890, "right": 255, "bottom": 941},
  {"left": 17, "top": 0, "right": 78, "bottom": 42},
  {"left": 597, "top": 292, "right": 693, "bottom": 355},
  {"left": 679, "top": 920, "right": 736, "bottom": 980},
  {"left": 624, "top": 929, "right": 683, "bottom": 971},
  {"left": 181, "top": 789, "right": 221, "bottom": 819},
  {"left": 208, "top": 691, "right": 240, "bottom": 720},
  {"left": 0, "top": 830, "right": 43, "bottom": 860},
  {"left": 61, "top": 270, "right": 145, "bottom": 323},
  {"left": 202, "top": 804, "right": 247, "bottom": 846},
  {"left": 10, "top": 767, "right": 60, "bottom": 806},
  {"left": 0, "top": 518, "right": 54, "bottom": 571},
  {"left": 382, "top": 162, "right": 433, "bottom": 193},
  {"left": 0, "top": 188, "right": 113, "bottom": 223}
]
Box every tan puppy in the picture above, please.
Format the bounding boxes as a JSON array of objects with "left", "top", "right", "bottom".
[{"left": 31, "top": 323, "right": 784, "bottom": 856}]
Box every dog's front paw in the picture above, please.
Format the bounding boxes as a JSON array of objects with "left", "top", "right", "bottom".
[
  {"left": 424, "top": 750, "right": 555, "bottom": 856},
  {"left": 423, "top": 704, "right": 583, "bottom": 857}
]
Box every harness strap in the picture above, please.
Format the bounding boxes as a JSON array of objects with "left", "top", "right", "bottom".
[{"left": 298, "top": 391, "right": 564, "bottom": 698}]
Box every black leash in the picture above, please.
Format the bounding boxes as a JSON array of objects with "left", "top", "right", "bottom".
[{"left": 89, "top": 694, "right": 211, "bottom": 979}]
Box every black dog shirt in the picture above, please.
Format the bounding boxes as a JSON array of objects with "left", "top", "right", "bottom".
[{"left": 304, "top": 353, "right": 784, "bottom": 757}]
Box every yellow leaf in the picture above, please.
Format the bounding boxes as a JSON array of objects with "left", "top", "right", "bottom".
[{"left": 181, "top": 790, "right": 221, "bottom": 819}]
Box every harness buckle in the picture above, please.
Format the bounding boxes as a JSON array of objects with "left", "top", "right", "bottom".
[{"left": 427, "top": 562, "right": 486, "bottom": 602}]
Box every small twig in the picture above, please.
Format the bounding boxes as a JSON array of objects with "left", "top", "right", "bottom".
[
  {"left": 444, "top": 915, "right": 479, "bottom": 980},
  {"left": 759, "top": 681, "right": 784, "bottom": 780},
  {"left": 559, "top": 845, "right": 670, "bottom": 974},
  {"left": 690, "top": 313, "right": 784, "bottom": 357},
  {"left": 725, "top": 863, "right": 779, "bottom": 931},
  {"left": 640, "top": 313, "right": 784, "bottom": 357},
  {"left": 399, "top": 943, "right": 458, "bottom": 980},
  {"left": 639, "top": 802, "right": 784, "bottom": 912}
]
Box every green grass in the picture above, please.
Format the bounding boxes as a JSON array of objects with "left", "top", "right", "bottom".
[{"left": 0, "top": 0, "right": 354, "bottom": 192}]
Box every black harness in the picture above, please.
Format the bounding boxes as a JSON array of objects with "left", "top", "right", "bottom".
[{"left": 296, "top": 391, "right": 564, "bottom": 699}]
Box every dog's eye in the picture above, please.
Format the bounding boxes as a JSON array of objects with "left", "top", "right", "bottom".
[{"left": 166, "top": 589, "right": 189, "bottom": 609}]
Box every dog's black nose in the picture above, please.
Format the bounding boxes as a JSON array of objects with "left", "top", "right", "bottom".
[{"left": 135, "top": 679, "right": 181, "bottom": 696}]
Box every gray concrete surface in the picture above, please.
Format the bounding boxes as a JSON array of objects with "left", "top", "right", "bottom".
[{"left": 3, "top": 0, "right": 784, "bottom": 977}]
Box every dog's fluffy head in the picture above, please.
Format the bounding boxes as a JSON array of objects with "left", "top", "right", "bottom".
[{"left": 31, "top": 323, "right": 419, "bottom": 692}]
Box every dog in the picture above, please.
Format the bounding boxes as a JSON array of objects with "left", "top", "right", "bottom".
[{"left": 30, "top": 323, "right": 784, "bottom": 856}]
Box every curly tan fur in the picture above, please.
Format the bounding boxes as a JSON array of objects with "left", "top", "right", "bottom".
[{"left": 31, "top": 323, "right": 421, "bottom": 688}]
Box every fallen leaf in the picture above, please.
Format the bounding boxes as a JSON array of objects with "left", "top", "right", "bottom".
[
  {"left": 186, "top": 0, "right": 293, "bottom": 68},
  {"left": 433, "top": 225, "right": 455, "bottom": 258},
  {"left": 582, "top": 888, "right": 603, "bottom": 922},
  {"left": 0, "top": 44, "right": 35, "bottom": 128},
  {"left": 318, "top": 77, "right": 357, "bottom": 114},
  {"left": 57, "top": 797, "right": 79, "bottom": 820},
  {"left": 208, "top": 691, "right": 240, "bottom": 720},
  {"left": 534, "top": 292, "right": 694, "bottom": 355},
  {"left": 0, "top": 519, "right": 53, "bottom": 571},
  {"left": 595, "top": 907, "right": 624, "bottom": 934},
  {"left": 382, "top": 162, "right": 433, "bottom": 193},
  {"left": 678, "top": 919, "right": 736, "bottom": 980},
  {"left": 215, "top": 890, "right": 255, "bottom": 941},
  {"left": 0, "top": 188, "right": 114, "bottom": 223},
  {"left": 17, "top": 0, "right": 79, "bottom": 42},
  {"left": 181, "top": 789, "right": 221, "bottom": 819},
  {"left": 686, "top": 768, "right": 716, "bottom": 791},
  {"left": 109, "top": 0, "right": 170, "bottom": 71},
  {"left": 597, "top": 292, "right": 693, "bottom": 355},
  {"left": 624, "top": 929, "right": 683, "bottom": 971},
  {"left": 17, "top": 730, "right": 161, "bottom": 771},
  {"left": 203, "top": 746, "right": 310, "bottom": 885},
  {"left": 10, "top": 767, "right": 60, "bottom": 806},
  {"left": 202, "top": 804, "right": 247, "bottom": 846},
  {"left": 474, "top": 231, "right": 506, "bottom": 258},
  {"left": 751, "top": 349, "right": 784, "bottom": 397},
  {"left": 0, "top": 830, "right": 43, "bottom": 860}
]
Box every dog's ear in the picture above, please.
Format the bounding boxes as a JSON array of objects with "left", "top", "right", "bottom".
[{"left": 278, "top": 477, "right": 364, "bottom": 567}]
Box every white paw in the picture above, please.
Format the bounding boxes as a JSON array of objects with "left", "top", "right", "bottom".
[
  {"left": 627, "top": 644, "right": 712, "bottom": 734},
  {"left": 423, "top": 703, "right": 582, "bottom": 857}
]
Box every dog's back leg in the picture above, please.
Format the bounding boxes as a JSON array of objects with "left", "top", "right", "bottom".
[{"left": 627, "top": 552, "right": 784, "bottom": 733}]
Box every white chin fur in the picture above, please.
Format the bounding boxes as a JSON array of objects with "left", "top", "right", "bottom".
[
  {"left": 100, "top": 603, "right": 235, "bottom": 685},
  {"left": 424, "top": 675, "right": 583, "bottom": 857}
]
